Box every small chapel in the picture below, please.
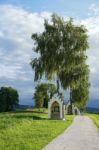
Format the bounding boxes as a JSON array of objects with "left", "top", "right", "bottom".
[
  {"left": 48, "top": 94, "right": 65, "bottom": 120},
  {"left": 65, "top": 101, "right": 80, "bottom": 115}
]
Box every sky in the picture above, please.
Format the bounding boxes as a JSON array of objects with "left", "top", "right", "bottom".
[{"left": 0, "top": 0, "right": 99, "bottom": 107}]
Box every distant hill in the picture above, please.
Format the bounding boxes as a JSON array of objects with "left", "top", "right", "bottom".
[
  {"left": 18, "top": 98, "right": 99, "bottom": 111},
  {"left": 17, "top": 104, "right": 34, "bottom": 109},
  {"left": 86, "top": 107, "right": 99, "bottom": 114},
  {"left": 87, "top": 99, "right": 99, "bottom": 108}
]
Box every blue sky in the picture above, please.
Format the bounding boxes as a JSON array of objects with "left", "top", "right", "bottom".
[
  {"left": 0, "top": 0, "right": 99, "bottom": 107},
  {"left": 0, "top": 0, "right": 99, "bottom": 18}
]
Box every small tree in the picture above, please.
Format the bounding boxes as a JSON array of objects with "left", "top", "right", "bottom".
[
  {"left": 34, "top": 83, "right": 57, "bottom": 108},
  {"left": 34, "top": 91, "right": 44, "bottom": 109},
  {"left": 71, "top": 68, "right": 90, "bottom": 111},
  {"left": 0, "top": 87, "right": 19, "bottom": 112},
  {"left": 59, "top": 63, "right": 90, "bottom": 113}
]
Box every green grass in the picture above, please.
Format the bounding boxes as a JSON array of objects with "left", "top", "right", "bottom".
[
  {"left": 0, "top": 111, "right": 74, "bottom": 150},
  {"left": 87, "top": 113, "right": 99, "bottom": 130}
]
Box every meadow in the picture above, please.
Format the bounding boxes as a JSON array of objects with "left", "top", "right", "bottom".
[{"left": 0, "top": 110, "right": 74, "bottom": 150}]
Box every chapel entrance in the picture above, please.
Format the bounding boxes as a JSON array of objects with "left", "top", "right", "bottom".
[
  {"left": 74, "top": 108, "right": 78, "bottom": 115},
  {"left": 51, "top": 101, "right": 60, "bottom": 119},
  {"left": 67, "top": 105, "right": 71, "bottom": 114}
]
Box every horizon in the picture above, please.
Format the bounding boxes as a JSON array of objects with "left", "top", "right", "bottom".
[{"left": 19, "top": 98, "right": 99, "bottom": 109}]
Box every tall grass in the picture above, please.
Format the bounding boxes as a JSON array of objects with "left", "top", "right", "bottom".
[
  {"left": 0, "top": 111, "right": 74, "bottom": 150},
  {"left": 87, "top": 113, "right": 99, "bottom": 130}
]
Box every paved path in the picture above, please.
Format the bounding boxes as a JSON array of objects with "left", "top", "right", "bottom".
[{"left": 44, "top": 116, "right": 99, "bottom": 150}]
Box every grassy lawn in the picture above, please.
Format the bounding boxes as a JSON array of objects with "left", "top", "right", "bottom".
[
  {"left": 0, "top": 111, "right": 74, "bottom": 150},
  {"left": 87, "top": 113, "right": 99, "bottom": 130}
]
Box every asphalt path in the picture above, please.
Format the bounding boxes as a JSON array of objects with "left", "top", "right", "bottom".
[{"left": 44, "top": 116, "right": 99, "bottom": 150}]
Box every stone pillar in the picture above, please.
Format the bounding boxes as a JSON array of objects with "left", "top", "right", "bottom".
[
  {"left": 60, "top": 104, "right": 62, "bottom": 119},
  {"left": 48, "top": 102, "right": 51, "bottom": 119}
]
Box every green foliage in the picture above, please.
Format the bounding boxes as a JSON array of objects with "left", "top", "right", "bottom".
[
  {"left": 31, "top": 13, "right": 90, "bottom": 111},
  {"left": 0, "top": 111, "right": 74, "bottom": 150},
  {"left": 0, "top": 87, "right": 19, "bottom": 112},
  {"left": 34, "top": 83, "right": 57, "bottom": 108},
  {"left": 34, "top": 91, "right": 44, "bottom": 108},
  {"left": 59, "top": 63, "right": 89, "bottom": 89},
  {"left": 59, "top": 63, "right": 90, "bottom": 110},
  {"left": 72, "top": 79, "right": 90, "bottom": 111},
  {"left": 72, "top": 64, "right": 90, "bottom": 110},
  {"left": 31, "top": 14, "right": 88, "bottom": 80}
]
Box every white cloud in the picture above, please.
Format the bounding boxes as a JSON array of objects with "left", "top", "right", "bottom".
[
  {"left": 0, "top": 4, "right": 51, "bottom": 80},
  {"left": 80, "top": 4, "right": 99, "bottom": 100},
  {"left": 0, "top": 4, "right": 51, "bottom": 105},
  {"left": 89, "top": 3, "right": 99, "bottom": 16}
]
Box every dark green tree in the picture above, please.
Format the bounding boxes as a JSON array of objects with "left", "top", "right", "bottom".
[
  {"left": 0, "top": 87, "right": 19, "bottom": 112},
  {"left": 34, "top": 83, "right": 57, "bottom": 108},
  {"left": 31, "top": 14, "right": 89, "bottom": 113},
  {"left": 59, "top": 63, "right": 90, "bottom": 113},
  {"left": 71, "top": 66, "right": 90, "bottom": 111},
  {"left": 34, "top": 91, "right": 44, "bottom": 109}
]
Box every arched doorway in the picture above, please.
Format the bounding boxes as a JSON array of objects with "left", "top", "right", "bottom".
[
  {"left": 67, "top": 105, "right": 71, "bottom": 115},
  {"left": 74, "top": 108, "right": 78, "bottom": 115},
  {"left": 51, "top": 101, "right": 60, "bottom": 119}
]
